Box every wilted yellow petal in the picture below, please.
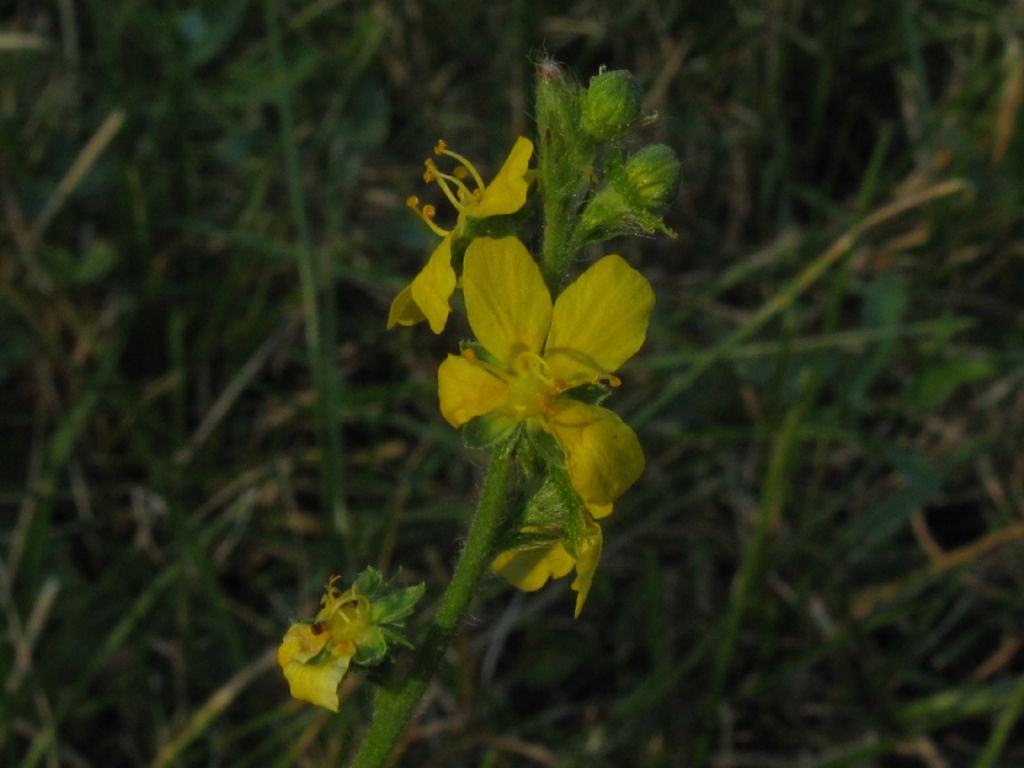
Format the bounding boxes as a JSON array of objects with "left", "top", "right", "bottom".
[
  {"left": 437, "top": 353, "right": 509, "bottom": 427},
  {"left": 544, "top": 399, "right": 645, "bottom": 507},
  {"left": 409, "top": 236, "right": 457, "bottom": 334},
  {"left": 492, "top": 540, "right": 575, "bottom": 592},
  {"left": 467, "top": 136, "right": 533, "bottom": 219},
  {"left": 277, "top": 623, "right": 355, "bottom": 713},
  {"left": 386, "top": 284, "right": 426, "bottom": 329},
  {"left": 571, "top": 522, "right": 603, "bottom": 618},
  {"left": 545, "top": 255, "right": 655, "bottom": 383},
  {"left": 462, "top": 237, "right": 551, "bottom": 365}
]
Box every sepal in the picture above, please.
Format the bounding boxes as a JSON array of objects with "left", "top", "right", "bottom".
[
  {"left": 462, "top": 413, "right": 520, "bottom": 449},
  {"left": 491, "top": 468, "right": 605, "bottom": 616},
  {"left": 521, "top": 419, "right": 566, "bottom": 471},
  {"left": 562, "top": 382, "right": 611, "bottom": 406}
]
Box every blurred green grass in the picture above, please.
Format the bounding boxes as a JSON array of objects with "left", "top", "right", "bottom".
[{"left": 2, "top": 1, "right": 1024, "bottom": 766}]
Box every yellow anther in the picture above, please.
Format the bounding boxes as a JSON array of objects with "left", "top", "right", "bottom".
[
  {"left": 422, "top": 204, "right": 436, "bottom": 219},
  {"left": 423, "top": 169, "right": 435, "bottom": 183},
  {"left": 434, "top": 139, "right": 448, "bottom": 155},
  {"left": 453, "top": 166, "right": 468, "bottom": 180},
  {"left": 406, "top": 195, "right": 419, "bottom": 208}
]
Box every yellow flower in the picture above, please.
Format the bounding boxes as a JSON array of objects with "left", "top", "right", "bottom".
[
  {"left": 492, "top": 516, "right": 603, "bottom": 618},
  {"left": 277, "top": 577, "right": 372, "bottom": 712},
  {"left": 387, "top": 137, "right": 534, "bottom": 334},
  {"left": 437, "top": 236, "right": 654, "bottom": 512}
]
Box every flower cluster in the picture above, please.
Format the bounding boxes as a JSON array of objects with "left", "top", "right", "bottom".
[
  {"left": 386, "top": 62, "right": 676, "bottom": 617},
  {"left": 278, "top": 61, "right": 677, "bottom": 716}
]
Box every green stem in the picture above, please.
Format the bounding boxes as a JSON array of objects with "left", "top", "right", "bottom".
[
  {"left": 351, "top": 444, "right": 514, "bottom": 767},
  {"left": 266, "top": 0, "right": 352, "bottom": 567},
  {"left": 540, "top": 195, "right": 571, "bottom": 289}
]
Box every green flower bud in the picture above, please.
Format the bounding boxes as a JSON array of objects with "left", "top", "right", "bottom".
[
  {"left": 575, "top": 184, "right": 636, "bottom": 240},
  {"left": 623, "top": 144, "right": 680, "bottom": 210},
  {"left": 581, "top": 68, "right": 644, "bottom": 142},
  {"left": 571, "top": 145, "right": 680, "bottom": 247}
]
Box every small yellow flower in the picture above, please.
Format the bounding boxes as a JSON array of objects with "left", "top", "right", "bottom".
[
  {"left": 437, "top": 236, "right": 654, "bottom": 511},
  {"left": 277, "top": 577, "right": 372, "bottom": 712},
  {"left": 492, "top": 516, "right": 603, "bottom": 618},
  {"left": 388, "top": 137, "right": 534, "bottom": 334}
]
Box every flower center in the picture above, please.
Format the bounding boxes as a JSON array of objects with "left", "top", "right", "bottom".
[
  {"left": 505, "top": 351, "right": 561, "bottom": 420},
  {"left": 318, "top": 577, "right": 371, "bottom": 642},
  {"left": 406, "top": 140, "right": 487, "bottom": 237}
]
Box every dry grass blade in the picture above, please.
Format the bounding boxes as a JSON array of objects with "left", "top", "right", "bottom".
[
  {"left": 151, "top": 647, "right": 279, "bottom": 768},
  {"left": 24, "top": 108, "right": 125, "bottom": 256}
]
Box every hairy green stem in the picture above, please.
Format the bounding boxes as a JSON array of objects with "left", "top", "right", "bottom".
[
  {"left": 351, "top": 444, "right": 514, "bottom": 767},
  {"left": 266, "top": 0, "right": 352, "bottom": 568},
  {"left": 540, "top": 195, "right": 572, "bottom": 289}
]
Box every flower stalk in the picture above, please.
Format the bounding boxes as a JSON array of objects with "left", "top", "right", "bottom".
[{"left": 350, "top": 442, "right": 514, "bottom": 767}]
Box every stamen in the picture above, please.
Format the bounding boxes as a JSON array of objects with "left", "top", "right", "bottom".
[
  {"left": 407, "top": 195, "right": 451, "bottom": 237},
  {"left": 424, "top": 159, "right": 473, "bottom": 209},
  {"left": 434, "top": 144, "right": 486, "bottom": 191}
]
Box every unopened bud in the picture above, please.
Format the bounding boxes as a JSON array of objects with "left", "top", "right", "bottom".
[
  {"left": 572, "top": 145, "right": 680, "bottom": 246},
  {"left": 623, "top": 144, "right": 680, "bottom": 210},
  {"left": 581, "top": 69, "right": 644, "bottom": 142}
]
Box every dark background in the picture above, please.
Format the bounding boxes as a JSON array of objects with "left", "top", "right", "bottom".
[{"left": 2, "top": 1, "right": 1024, "bottom": 766}]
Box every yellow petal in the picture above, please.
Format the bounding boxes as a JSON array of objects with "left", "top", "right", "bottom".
[
  {"left": 277, "top": 624, "right": 354, "bottom": 712},
  {"left": 492, "top": 540, "right": 575, "bottom": 592},
  {"left": 571, "top": 522, "right": 603, "bottom": 618},
  {"left": 438, "top": 353, "right": 509, "bottom": 428},
  {"left": 386, "top": 284, "right": 426, "bottom": 329},
  {"left": 545, "top": 255, "right": 655, "bottom": 383},
  {"left": 462, "top": 236, "right": 551, "bottom": 365},
  {"left": 467, "top": 136, "right": 533, "bottom": 219},
  {"left": 544, "top": 399, "right": 645, "bottom": 507},
  {"left": 409, "top": 236, "right": 457, "bottom": 334},
  {"left": 277, "top": 623, "right": 324, "bottom": 668}
]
